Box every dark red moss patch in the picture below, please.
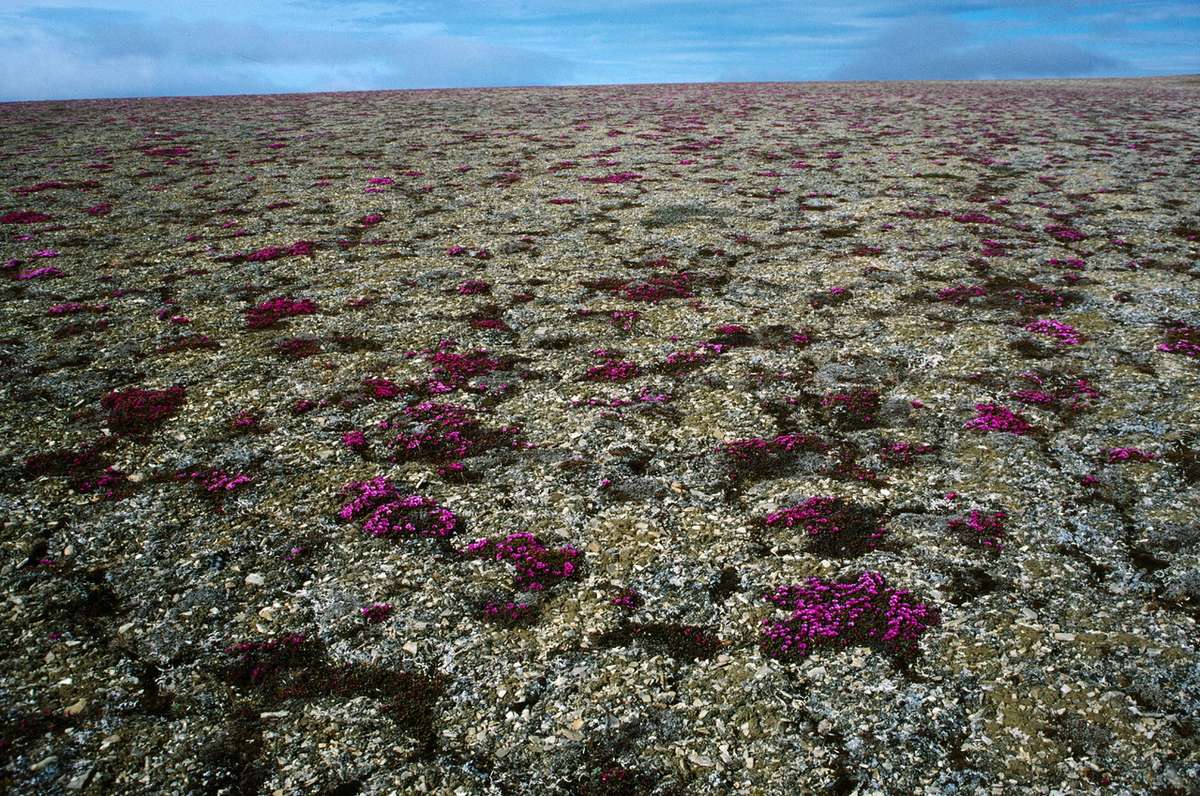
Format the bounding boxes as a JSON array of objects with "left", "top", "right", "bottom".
[
  {"left": 598, "top": 621, "right": 725, "bottom": 660},
  {"left": 101, "top": 385, "right": 186, "bottom": 437},
  {"left": 819, "top": 387, "right": 881, "bottom": 430}
]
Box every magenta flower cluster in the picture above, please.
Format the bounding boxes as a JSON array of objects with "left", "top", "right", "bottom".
[
  {"left": 275, "top": 337, "right": 322, "bottom": 359},
  {"left": 76, "top": 466, "right": 130, "bottom": 500},
  {"left": 1045, "top": 224, "right": 1086, "bottom": 242},
  {"left": 584, "top": 350, "right": 641, "bottom": 382},
  {"left": 462, "top": 532, "right": 581, "bottom": 592},
  {"left": 659, "top": 344, "right": 723, "bottom": 374},
  {"left": 1104, "top": 447, "right": 1158, "bottom": 464},
  {"left": 1156, "top": 323, "right": 1200, "bottom": 358},
  {"left": 220, "top": 240, "right": 315, "bottom": 263},
  {"left": 176, "top": 469, "right": 253, "bottom": 499},
  {"left": 620, "top": 271, "right": 693, "bottom": 302},
  {"left": 14, "top": 266, "right": 65, "bottom": 280},
  {"left": 244, "top": 296, "right": 318, "bottom": 330},
  {"left": 456, "top": 279, "right": 491, "bottom": 296},
  {"left": 360, "top": 602, "right": 394, "bottom": 623},
  {"left": 948, "top": 510, "right": 1007, "bottom": 552},
  {"left": 362, "top": 376, "right": 402, "bottom": 399},
  {"left": 424, "top": 344, "right": 503, "bottom": 393},
  {"left": 579, "top": 171, "right": 642, "bottom": 184},
  {"left": 48, "top": 302, "right": 106, "bottom": 315},
  {"left": 1008, "top": 371, "right": 1100, "bottom": 413},
  {"left": 338, "top": 477, "right": 459, "bottom": 538},
  {"left": 341, "top": 430, "right": 368, "bottom": 451},
  {"left": 963, "top": 403, "right": 1034, "bottom": 435},
  {"left": 720, "top": 432, "right": 829, "bottom": 480},
  {"left": 761, "top": 571, "right": 941, "bottom": 661},
  {"left": 764, "top": 496, "right": 888, "bottom": 557},
  {"left": 1, "top": 210, "right": 53, "bottom": 224},
  {"left": 1025, "top": 318, "right": 1084, "bottom": 346},
  {"left": 880, "top": 440, "right": 936, "bottom": 467},
  {"left": 383, "top": 401, "right": 523, "bottom": 473},
  {"left": 610, "top": 588, "right": 643, "bottom": 611},
  {"left": 23, "top": 440, "right": 109, "bottom": 482}
]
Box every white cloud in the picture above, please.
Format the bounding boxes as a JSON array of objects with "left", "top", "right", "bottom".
[
  {"left": 0, "top": 12, "right": 575, "bottom": 99},
  {"left": 830, "top": 16, "right": 1123, "bottom": 79}
]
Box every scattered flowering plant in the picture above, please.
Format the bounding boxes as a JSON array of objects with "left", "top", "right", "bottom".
[
  {"left": 964, "top": 403, "right": 1035, "bottom": 435},
  {"left": 937, "top": 284, "right": 987, "bottom": 304},
  {"left": 658, "top": 347, "right": 718, "bottom": 374},
  {"left": 619, "top": 272, "right": 693, "bottom": 302},
  {"left": 76, "top": 466, "right": 131, "bottom": 500},
  {"left": 360, "top": 603, "right": 394, "bottom": 623},
  {"left": 456, "top": 279, "right": 491, "bottom": 295},
  {"left": 48, "top": 302, "right": 106, "bottom": 316},
  {"left": 1104, "top": 447, "right": 1158, "bottom": 464},
  {"left": 24, "top": 437, "right": 124, "bottom": 498},
  {"left": 229, "top": 411, "right": 263, "bottom": 433},
  {"left": 386, "top": 401, "right": 523, "bottom": 470},
  {"left": 341, "top": 430, "right": 368, "bottom": 451},
  {"left": 1156, "top": 323, "right": 1200, "bottom": 358},
  {"left": 218, "top": 240, "right": 316, "bottom": 264},
  {"left": 764, "top": 496, "right": 888, "bottom": 557},
  {"left": 948, "top": 510, "right": 1007, "bottom": 552},
  {"left": 1025, "top": 318, "right": 1084, "bottom": 346},
  {"left": 1007, "top": 371, "right": 1100, "bottom": 413},
  {"left": 579, "top": 171, "right": 642, "bottom": 184},
  {"left": 610, "top": 589, "right": 643, "bottom": 611},
  {"left": 880, "top": 440, "right": 936, "bottom": 467},
  {"left": 820, "top": 387, "right": 881, "bottom": 430},
  {"left": 157, "top": 334, "right": 218, "bottom": 354},
  {"left": 720, "top": 432, "right": 829, "bottom": 482},
  {"left": 761, "top": 571, "right": 940, "bottom": 661},
  {"left": 102, "top": 386, "right": 186, "bottom": 436},
  {"left": 14, "top": 266, "right": 65, "bottom": 280},
  {"left": 462, "top": 532, "right": 581, "bottom": 591},
  {"left": 4, "top": 83, "right": 1194, "bottom": 790},
  {"left": 338, "top": 477, "right": 460, "bottom": 538},
  {"left": 362, "top": 376, "right": 403, "bottom": 399},
  {"left": 481, "top": 600, "right": 538, "bottom": 626},
  {"left": 244, "top": 296, "right": 318, "bottom": 330},
  {"left": 1045, "top": 224, "right": 1086, "bottom": 242},
  {"left": 224, "top": 633, "right": 313, "bottom": 688},
  {"left": 274, "top": 336, "right": 322, "bottom": 359},
  {"left": 423, "top": 344, "right": 505, "bottom": 393},
  {"left": 952, "top": 212, "right": 996, "bottom": 224},
  {"left": 584, "top": 358, "right": 640, "bottom": 382},
  {"left": 1, "top": 210, "right": 53, "bottom": 224},
  {"left": 176, "top": 469, "right": 253, "bottom": 501}
]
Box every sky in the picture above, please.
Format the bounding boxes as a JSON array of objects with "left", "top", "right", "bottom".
[{"left": 1, "top": 0, "right": 1197, "bottom": 100}]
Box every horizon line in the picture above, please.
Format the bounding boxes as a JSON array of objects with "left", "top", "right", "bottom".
[{"left": 3, "top": 72, "right": 1198, "bottom": 106}]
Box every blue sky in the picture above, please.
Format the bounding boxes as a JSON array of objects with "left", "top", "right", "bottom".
[{"left": 1, "top": 1, "right": 1197, "bottom": 100}]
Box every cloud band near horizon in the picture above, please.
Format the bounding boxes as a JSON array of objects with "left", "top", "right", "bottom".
[{"left": 1, "top": 1, "right": 1196, "bottom": 101}]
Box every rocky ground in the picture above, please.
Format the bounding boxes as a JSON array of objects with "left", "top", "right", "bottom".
[{"left": 1, "top": 77, "right": 1198, "bottom": 795}]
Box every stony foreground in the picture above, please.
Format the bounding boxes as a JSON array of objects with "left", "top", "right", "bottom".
[{"left": 1, "top": 78, "right": 1198, "bottom": 794}]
